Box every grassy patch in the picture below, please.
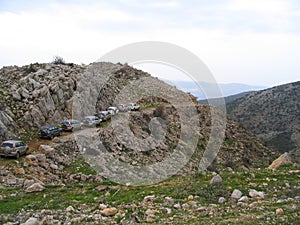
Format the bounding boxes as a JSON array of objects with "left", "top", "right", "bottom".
[
  {"left": 64, "top": 156, "right": 97, "bottom": 175},
  {"left": 0, "top": 164, "right": 299, "bottom": 224}
]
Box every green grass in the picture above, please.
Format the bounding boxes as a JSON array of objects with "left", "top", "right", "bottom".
[
  {"left": 64, "top": 156, "right": 97, "bottom": 175},
  {"left": 0, "top": 164, "right": 299, "bottom": 224}
]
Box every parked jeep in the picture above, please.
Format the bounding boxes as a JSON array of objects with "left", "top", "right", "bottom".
[
  {"left": 39, "top": 125, "right": 62, "bottom": 139},
  {"left": 107, "top": 106, "right": 119, "bottom": 115},
  {"left": 127, "top": 103, "right": 140, "bottom": 111},
  {"left": 83, "top": 116, "right": 101, "bottom": 127},
  {"left": 61, "top": 119, "right": 82, "bottom": 131},
  {"left": 98, "top": 111, "right": 112, "bottom": 121},
  {"left": 0, "top": 140, "right": 28, "bottom": 158}
]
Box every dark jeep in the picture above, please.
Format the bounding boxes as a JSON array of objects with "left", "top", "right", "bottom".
[{"left": 39, "top": 125, "right": 62, "bottom": 139}]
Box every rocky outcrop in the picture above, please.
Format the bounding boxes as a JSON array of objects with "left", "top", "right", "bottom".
[
  {"left": 0, "top": 63, "right": 84, "bottom": 141},
  {"left": 268, "top": 152, "right": 293, "bottom": 169}
]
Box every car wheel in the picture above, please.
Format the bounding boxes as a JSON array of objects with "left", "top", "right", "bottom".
[{"left": 16, "top": 152, "right": 20, "bottom": 159}]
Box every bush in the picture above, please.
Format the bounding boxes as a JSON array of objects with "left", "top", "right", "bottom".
[{"left": 52, "top": 55, "right": 65, "bottom": 65}]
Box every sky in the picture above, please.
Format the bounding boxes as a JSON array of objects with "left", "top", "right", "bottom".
[{"left": 0, "top": 0, "right": 300, "bottom": 86}]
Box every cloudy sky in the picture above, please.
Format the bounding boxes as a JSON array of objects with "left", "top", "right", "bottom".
[{"left": 0, "top": 0, "right": 299, "bottom": 86}]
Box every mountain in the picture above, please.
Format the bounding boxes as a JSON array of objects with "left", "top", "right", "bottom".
[
  {"left": 227, "top": 81, "right": 300, "bottom": 154},
  {"left": 0, "top": 62, "right": 278, "bottom": 179},
  {"left": 198, "top": 91, "right": 254, "bottom": 106},
  {"left": 163, "top": 80, "right": 265, "bottom": 99}
]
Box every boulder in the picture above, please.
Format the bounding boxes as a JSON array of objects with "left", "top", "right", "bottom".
[
  {"left": 210, "top": 174, "right": 222, "bottom": 185},
  {"left": 231, "top": 189, "right": 243, "bottom": 200},
  {"left": 25, "top": 183, "right": 44, "bottom": 193},
  {"left": 100, "top": 207, "right": 118, "bottom": 216},
  {"left": 218, "top": 197, "right": 226, "bottom": 204},
  {"left": 23, "top": 217, "right": 40, "bottom": 225},
  {"left": 268, "top": 152, "right": 292, "bottom": 169},
  {"left": 249, "top": 189, "right": 265, "bottom": 199}
]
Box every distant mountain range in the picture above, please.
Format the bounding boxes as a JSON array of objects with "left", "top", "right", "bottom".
[
  {"left": 226, "top": 81, "right": 300, "bottom": 154},
  {"left": 198, "top": 91, "right": 254, "bottom": 105},
  {"left": 163, "top": 80, "right": 266, "bottom": 99}
]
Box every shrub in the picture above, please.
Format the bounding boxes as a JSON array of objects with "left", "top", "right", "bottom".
[{"left": 52, "top": 55, "right": 65, "bottom": 65}]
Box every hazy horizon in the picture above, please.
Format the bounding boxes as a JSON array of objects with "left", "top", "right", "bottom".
[{"left": 1, "top": 0, "right": 300, "bottom": 87}]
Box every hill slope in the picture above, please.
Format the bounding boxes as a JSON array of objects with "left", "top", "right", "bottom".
[
  {"left": 227, "top": 81, "right": 300, "bottom": 153},
  {"left": 0, "top": 62, "right": 278, "bottom": 181}
]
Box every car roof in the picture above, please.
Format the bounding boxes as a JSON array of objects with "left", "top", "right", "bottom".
[
  {"left": 40, "top": 125, "right": 57, "bottom": 129},
  {"left": 62, "top": 119, "right": 79, "bottom": 122},
  {"left": 2, "top": 140, "right": 22, "bottom": 144},
  {"left": 85, "top": 116, "right": 98, "bottom": 119}
]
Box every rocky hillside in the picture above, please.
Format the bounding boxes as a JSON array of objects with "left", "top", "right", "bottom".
[
  {"left": 0, "top": 63, "right": 84, "bottom": 140},
  {"left": 227, "top": 81, "right": 300, "bottom": 154},
  {"left": 0, "top": 62, "right": 279, "bottom": 182}
]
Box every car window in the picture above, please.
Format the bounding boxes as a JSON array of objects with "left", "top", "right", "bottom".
[{"left": 2, "top": 143, "right": 13, "bottom": 148}]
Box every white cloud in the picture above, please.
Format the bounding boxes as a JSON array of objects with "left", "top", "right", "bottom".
[
  {"left": 149, "top": 1, "right": 180, "bottom": 8},
  {"left": 227, "top": 0, "right": 291, "bottom": 30},
  {"left": 0, "top": 0, "right": 299, "bottom": 86}
]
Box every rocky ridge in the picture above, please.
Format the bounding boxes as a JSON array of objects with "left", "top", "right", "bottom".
[{"left": 0, "top": 62, "right": 280, "bottom": 188}]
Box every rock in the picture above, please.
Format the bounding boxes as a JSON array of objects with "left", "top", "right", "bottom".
[
  {"left": 144, "top": 195, "right": 155, "bottom": 201},
  {"left": 95, "top": 185, "right": 108, "bottom": 192},
  {"left": 65, "top": 205, "right": 75, "bottom": 212},
  {"left": 238, "top": 196, "right": 249, "bottom": 203},
  {"left": 164, "top": 208, "right": 172, "bottom": 214},
  {"left": 146, "top": 215, "right": 155, "bottom": 223},
  {"left": 24, "top": 154, "right": 37, "bottom": 167},
  {"left": 145, "top": 209, "right": 157, "bottom": 216},
  {"left": 50, "top": 164, "right": 58, "bottom": 170},
  {"left": 249, "top": 189, "right": 264, "bottom": 199},
  {"left": 218, "top": 197, "right": 226, "bottom": 204},
  {"left": 99, "top": 203, "right": 108, "bottom": 210},
  {"left": 210, "top": 174, "right": 222, "bottom": 185},
  {"left": 100, "top": 207, "right": 118, "bottom": 216},
  {"left": 182, "top": 203, "right": 190, "bottom": 210},
  {"left": 14, "top": 167, "right": 25, "bottom": 175},
  {"left": 12, "top": 91, "right": 21, "bottom": 101},
  {"left": 164, "top": 196, "right": 174, "bottom": 205},
  {"left": 268, "top": 152, "right": 292, "bottom": 169},
  {"left": 25, "top": 183, "right": 44, "bottom": 193},
  {"left": 187, "top": 195, "right": 194, "bottom": 200},
  {"left": 39, "top": 145, "right": 55, "bottom": 158},
  {"left": 231, "top": 189, "right": 243, "bottom": 200},
  {"left": 23, "top": 217, "right": 39, "bottom": 225},
  {"left": 276, "top": 208, "right": 284, "bottom": 215},
  {"left": 174, "top": 203, "right": 181, "bottom": 209},
  {"left": 23, "top": 179, "right": 35, "bottom": 188}
]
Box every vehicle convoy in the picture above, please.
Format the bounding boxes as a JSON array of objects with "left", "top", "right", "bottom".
[
  {"left": 0, "top": 140, "right": 28, "bottom": 158},
  {"left": 61, "top": 119, "right": 82, "bottom": 131},
  {"left": 83, "top": 116, "right": 101, "bottom": 126},
  {"left": 39, "top": 125, "right": 62, "bottom": 139}
]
